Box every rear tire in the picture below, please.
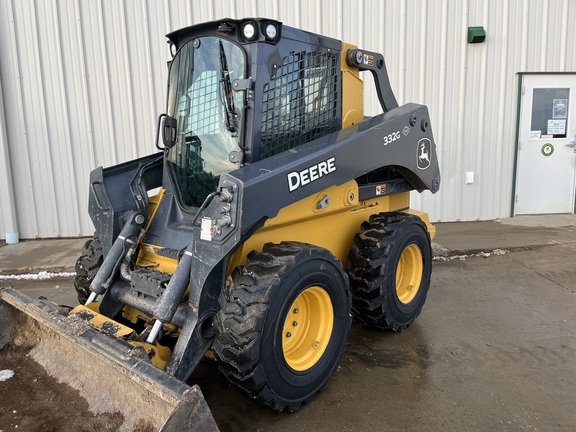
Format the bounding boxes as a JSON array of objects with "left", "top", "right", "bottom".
[
  {"left": 213, "top": 242, "right": 351, "bottom": 411},
  {"left": 347, "top": 212, "right": 432, "bottom": 331},
  {"left": 74, "top": 235, "right": 103, "bottom": 304}
]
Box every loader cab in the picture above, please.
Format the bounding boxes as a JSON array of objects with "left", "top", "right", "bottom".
[{"left": 164, "top": 18, "right": 343, "bottom": 213}]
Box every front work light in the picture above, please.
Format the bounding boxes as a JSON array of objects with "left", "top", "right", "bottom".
[
  {"left": 242, "top": 22, "right": 257, "bottom": 40},
  {"left": 265, "top": 23, "right": 278, "bottom": 40}
]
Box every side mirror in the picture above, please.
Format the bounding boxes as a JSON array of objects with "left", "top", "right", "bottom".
[
  {"left": 155, "top": 114, "right": 177, "bottom": 150},
  {"left": 162, "top": 116, "right": 177, "bottom": 148}
]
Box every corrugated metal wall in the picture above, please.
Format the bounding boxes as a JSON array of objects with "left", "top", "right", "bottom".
[{"left": 1, "top": 0, "right": 575, "bottom": 239}]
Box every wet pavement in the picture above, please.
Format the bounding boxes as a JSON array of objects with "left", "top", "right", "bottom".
[
  {"left": 1, "top": 215, "right": 576, "bottom": 431},
  {"left": 196, "top": 241, "right": 576, "bottom": 431}
]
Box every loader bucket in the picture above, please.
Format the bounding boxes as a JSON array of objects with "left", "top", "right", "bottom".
[{"left": 0, "top": 287, "right": 219, "bottom": 432}]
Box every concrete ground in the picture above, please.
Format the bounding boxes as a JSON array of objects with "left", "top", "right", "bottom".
[{"left": 1, "top": 214, "right": 576, "bottom": 431}]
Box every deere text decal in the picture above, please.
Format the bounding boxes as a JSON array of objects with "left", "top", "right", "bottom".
[{"left": 287, "top": 157, "right": 336, "bottom": 192}]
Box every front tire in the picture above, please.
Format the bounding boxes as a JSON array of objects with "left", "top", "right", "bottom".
[
  {"left": 213, "top": 242, "right": 351, "bottom": 411},
  {"left": 347, "top": 212, "right": 432, "bottom": 331}
]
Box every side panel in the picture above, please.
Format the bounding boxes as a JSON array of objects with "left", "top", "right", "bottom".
[
  {"left": 227, "top": 103, "right": 441, "bottom": 232},
  {"left": 228, "top": 180, "right": 410, "bottom": 271}
]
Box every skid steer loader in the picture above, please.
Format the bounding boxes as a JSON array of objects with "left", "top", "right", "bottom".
[{"left": 0, "top": 17, "right": 440, "bottom": 430}]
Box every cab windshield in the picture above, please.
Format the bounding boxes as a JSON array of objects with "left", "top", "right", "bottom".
[{"left": 166, "top": 36, "right": 245, "bottom": 212}]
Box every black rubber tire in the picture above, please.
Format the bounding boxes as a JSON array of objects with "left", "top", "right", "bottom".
[
  {"left": 213, "top": 242, "right": 351, "bottom": 411},
  {"left": 347, "top": 212, "right": 432, "bottom": 331},
  {"left": 74, "top": 235, "right": 103, "bottom": 304}
]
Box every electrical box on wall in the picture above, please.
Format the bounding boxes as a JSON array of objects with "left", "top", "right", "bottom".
[{"left": 468, "top": 26, "right": 486, "bottom": 43}]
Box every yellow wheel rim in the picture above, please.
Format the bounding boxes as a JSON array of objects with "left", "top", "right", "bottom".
[
  {"left": 395, "top": 244, "right": 423, "bottom": 304},
  {"left": 282, "top": 286, "right": 334, "bottom": 371}
]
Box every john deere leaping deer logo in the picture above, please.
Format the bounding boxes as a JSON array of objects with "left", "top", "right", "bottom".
[{"left": 417, "top": 138, "right": 431, "bottom": 170}]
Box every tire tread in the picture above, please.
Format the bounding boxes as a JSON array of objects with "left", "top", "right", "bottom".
[
  {"left": 73, "top": 235, "right": 103, "bottom": 304},
  {"left": 214, "top": 241, "right": 349, "bottom": 411},
  {"left": 347, "top": 212, "right": 431, "bottom": 331}
]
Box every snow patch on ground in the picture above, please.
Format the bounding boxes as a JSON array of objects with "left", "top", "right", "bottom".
[
  {"left": 0, "top": 369, "right": 15, "bottom": 381},
  {"left": 433, "top": 249, "right": 509, "bottom": 262},
  {"left": 0, "top": 271, "right": 75, "bottom": 280}
]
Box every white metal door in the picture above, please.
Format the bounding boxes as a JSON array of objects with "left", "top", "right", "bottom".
[{"left": 515, "top": 74, "right": 576, "bottom": 214}]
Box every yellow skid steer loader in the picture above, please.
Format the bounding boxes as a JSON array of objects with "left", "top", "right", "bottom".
[{"left": 0, "top": 17, "right": 440, "bottom": 430}]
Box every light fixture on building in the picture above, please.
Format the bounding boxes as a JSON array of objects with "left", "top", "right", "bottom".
[{"left": 468, "top": 26, "right": 486, "bottom": 44}]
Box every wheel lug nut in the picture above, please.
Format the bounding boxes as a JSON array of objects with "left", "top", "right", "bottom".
[
  {"left": 313, "top": 341, "right": 319, "bottom": 348},
  {"left": 286, "top": 332, "right": 292, "bottom": 338},
  {"left": 293, "top": 308, "right": 299, "bottom": 314},
  {"left": 292, "top": 321, "right": 298, "bottom": 326}
]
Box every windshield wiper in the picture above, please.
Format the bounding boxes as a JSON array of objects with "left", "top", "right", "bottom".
[{"left": 218, "top": 40, "right": 237, "bottom": 133}]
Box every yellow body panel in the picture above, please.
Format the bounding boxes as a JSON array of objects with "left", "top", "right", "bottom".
[
  {"left": 146, "top": 189, "right": 165, "bottom": 221},
  {"left": 228, "top": 180, "right": 409, "bottom": 271},
  {"left": 341, "top": 42, "right": 364, "bottom": 128},
  {"left": 136, "top": 245, "right": 178, "bottom": 274},
  {"left": 139, "top": 185, "right": 433, "bottom": 276},
  {"left": 403, "top": 208, "right": 436, "bottom": 240},
  {"left": 135, "top": 189, "right": 179, "bottom": 274}
]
